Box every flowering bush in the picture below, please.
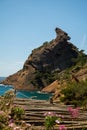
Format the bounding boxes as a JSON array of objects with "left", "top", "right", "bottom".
[
  {"left": 0, "top": 90, "right": 32, "bottom": 130},
  {"left": 45, "top": 115, "right": 57, "bottom": 129},
  {"left": 67, "top": 107, "right": 80, "bottom": 119},
  {"left": 44, "top": 112, "right": 63, "bottom": 130}
]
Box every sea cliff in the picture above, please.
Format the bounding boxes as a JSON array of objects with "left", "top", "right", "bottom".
[{"left": 2, "top": 28, "right": 87, "bottom": 91}]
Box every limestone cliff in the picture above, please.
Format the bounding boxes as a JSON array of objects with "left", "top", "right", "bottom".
[{"left": 2, "top": 28, "right": 80, "bottom": 90}]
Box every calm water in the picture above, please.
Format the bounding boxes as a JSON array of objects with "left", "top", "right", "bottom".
[{"left": 0, "top": 84, "right": 52, "bottom": 100}]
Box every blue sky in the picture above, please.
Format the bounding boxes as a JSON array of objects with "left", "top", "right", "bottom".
[{"left": 0, "top": 0, "right": 87, "bottom": 76}]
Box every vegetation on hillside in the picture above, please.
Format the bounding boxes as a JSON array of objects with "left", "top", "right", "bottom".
[
  {"left": 54, "top": 50, "right": 87, "bottom": 108},
  {"left": 30, "top": 70, "right": 56, "bottom": 89},
  {"left": 60, "top": 80, "right": 87, "bottom": 107},
  {"left": 32, "top": 40, "right": 53, "bottom": 53},
  {"left": 71, "top": 50, "right": 87, "bottom": 72}
]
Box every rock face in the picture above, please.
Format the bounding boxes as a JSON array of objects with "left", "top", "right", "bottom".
[
  {"left": 2, "top": 28, "right": 79, "bottom": 90},
  {"left": 41, "top": 80, "right": 59, "bottom": 93}
]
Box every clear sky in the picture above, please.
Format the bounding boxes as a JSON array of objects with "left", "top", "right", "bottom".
[{"left": 0, "top": 0, "right": 87, "bottom": 77}]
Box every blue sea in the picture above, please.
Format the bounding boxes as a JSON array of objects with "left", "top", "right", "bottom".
[{"left": 0, "top": 84, "right": 52, "bottom": 100}]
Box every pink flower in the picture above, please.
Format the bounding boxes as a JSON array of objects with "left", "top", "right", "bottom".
[
  {"left": 44, "top": 111, "right": 56, "bottom": 116},
  {"left": 59, "top": 125, "right": 67, "bottom": 130},
  {"left": 8, "top": 123, "right": 14, "bottom": 127},
  {"left": 58, "top": 114, "right": 64, "bottom": 119},
  {"left": 67, "top": 107, "right": 73, "bottom": 112},
  {"left": 67, "top": 107, "right": 80, "bottom": 118}
]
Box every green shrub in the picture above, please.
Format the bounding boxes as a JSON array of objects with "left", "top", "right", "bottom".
[
  {"left": 72, "top": 50, "right": 87, "bottom": 67},
  {"left": 44, "top": 112, "right": 59, "bottom": 130},
  {"left": 33, "top": 70, "right": 55, "bottom": 87},
  {"left": 60, "top": 81, "right": 87, "bottom": 107},
  {"left": 11, "top": 106, "right": 24, "bottom": 120}
]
